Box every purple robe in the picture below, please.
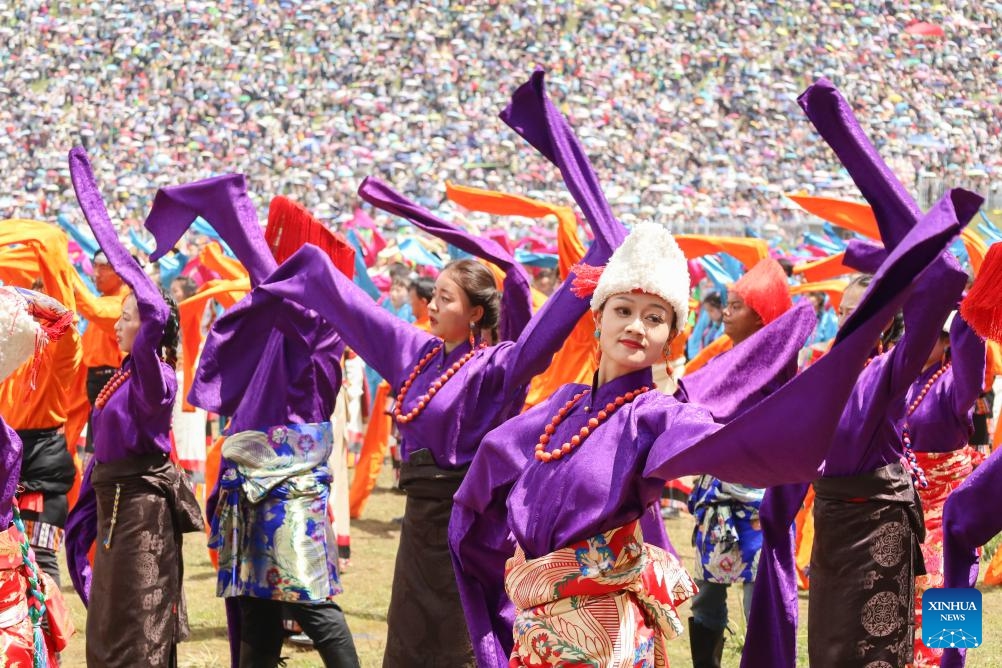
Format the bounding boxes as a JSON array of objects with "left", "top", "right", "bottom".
[
  {"left": 742, "top": 76, "right": 983, "bottom": 666},
  {"left": 449, "top": 189, "right": 970, "bottom": 668},
  {"left": 358, "top": 176, "right": 534, "bottom": 342},
  {"left": 64, "top": 146, "right": 176, "bottom": 604},
  {"left": 142, "top": 175, "right": 347, "bottom": 668},
  {"left": 941, "top": 446, "right": 1002, "bottom": 668},
  {"left": 0, "top": 419, "right": 22, "bottom": 529},
  {"left": 902, "top": 315, "right": 985, "bottom": 454}
]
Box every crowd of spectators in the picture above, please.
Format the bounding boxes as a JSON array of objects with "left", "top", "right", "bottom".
[{"left": 2, "top": 1, "right": 999, "bottom": 239}]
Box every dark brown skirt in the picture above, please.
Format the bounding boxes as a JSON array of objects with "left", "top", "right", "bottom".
[
  {"left": 383, "top": 449, "right": 475, "bottom": 668},
  {"left": 86, "top": 452, "right": 204, "bottom": 668},
  {"left": 808, "top": 461, "right": 925, "bottom": 668}
]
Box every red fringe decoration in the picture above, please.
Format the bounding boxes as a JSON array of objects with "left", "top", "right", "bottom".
[
  {"left": 266, "top": 196, "right": 356, "bottom": 279},
  {"left": 569, "top": 262, "right": 604, "bottom": 299},
  {"left": 13, "top": 288, "right": 75, "bottom": 391},
  {"left": 961, "top": 242, "right": 1002, "bottom": 342}
]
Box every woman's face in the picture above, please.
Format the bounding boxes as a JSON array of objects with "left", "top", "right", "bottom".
[
  {"left": 114, "top": 293, "right": 141, "bottom": 355},
  {"left": 595, "top": 293, "right": 676, "bottom": 377},
  {"left": 427, "top": 269, "right": 482, "bottom": 344},
  {"left": 170, "top": 279, "right": 188, "bottom": 304},
  {"left": 837, "top": 283, "right": 866, "bottom": 329},
  {"left": 704, "top": 303, "right": 723, "bottom": 324},
  {"left": 722, "top": 292, "right": 763, "bottom": 343}
]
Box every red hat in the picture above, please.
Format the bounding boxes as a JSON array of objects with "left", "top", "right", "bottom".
[{"left": 731, "top": 258, "right": 793, "bottom": 325}]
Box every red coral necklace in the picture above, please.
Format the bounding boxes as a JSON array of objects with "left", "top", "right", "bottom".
[
  {"left": 901, "top": 361, "right": 951, "bottom": 489},
  {"left": 95, "top": 369, "right": 132, "bottom": 409},
  {"left": 534, "top": 385, "right": 651, "bottom": 462},
  {"left": 393, "top": 343, "right": 485, "bottom": 424}
]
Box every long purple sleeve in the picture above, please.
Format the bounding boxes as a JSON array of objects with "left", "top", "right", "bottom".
[
  {"left": 906, "top": 315, "right": 986, "bottom": 454},
  {"left": 500, "top": 70, "right": 626, "bottom": 254},
  {"left": 144, "top": 175, "right": 277, "bottom": 287},
  {"left": 65, "top": 147, "right": 177, "bottom": 603},
  {"left": 947, "top": 315, "right": 987, "bottom": 419},
  {"left": 190, "top": 287, "right": 344, "bottom": 433},
  {"left": 940, "top": 447, "right": 1002, "bottom": 668},
  {"left": 255, "top": 244, "right": 433, "bottom": 389},
  {"left": 257, "top": 238, "right": 611, "bottom": 469},
  {"left": 677, "top": 301, "right": 817, "bottom": 422},
  {"left": 823, "top": 252, "right": 967, "bottom": 476},
  {"left": 358, "top": 176, "right": 534, "bottom": 342},
  {"left": 0, "top": 418, "right": 22, "bottom": 528},
  {"left": 799, "top": 79, "right": 921, "bottom": 249},
  {"left": 742, "top": 190, "right": 981, "bottom": 666},
  {"left": 68, "top": 147, "right": 175, "bottom": 461}
]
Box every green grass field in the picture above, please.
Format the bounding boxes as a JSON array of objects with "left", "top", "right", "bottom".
[{"left": 59, "top": 467, "right": 1002, "bottom": 666}]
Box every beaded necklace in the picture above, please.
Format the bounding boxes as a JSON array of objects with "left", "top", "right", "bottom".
[
  {"left": 902, "top": 361, "right": 951, "bottom": 489},
  {"left": 534, "top": 384, "right": 651, "bottom": 462},
  {"left": 95, "top": 369, "right": 132, "bottom": 409},
  {"left": 393, "top": 342, "right": 485, "bottom": 424}
]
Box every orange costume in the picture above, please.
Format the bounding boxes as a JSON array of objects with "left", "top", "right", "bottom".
[{"left": 0, "top": 222, "right": 83, "bottom": 561}]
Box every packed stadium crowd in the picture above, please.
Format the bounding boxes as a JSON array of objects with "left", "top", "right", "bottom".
[{"left": 1, "top": 0, "right": 1000, "bottom": 237}]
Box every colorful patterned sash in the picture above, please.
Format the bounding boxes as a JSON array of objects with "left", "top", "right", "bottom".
[
  {"left": 211, "top": 422, "right": 342, "bottom": 601},
  {"left": 505, "top": 520, "right": 696, "bottom": 667}
]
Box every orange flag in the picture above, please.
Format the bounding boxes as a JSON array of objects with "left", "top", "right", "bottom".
[
  {"left": 675, "top": 235, "right": 769, "bottom": 270},
  {"left": 177, "top": 278, "right": 251, "bottom": 411},
  {"left": 793, "top": 252, "right": 852, "bottom": 282},
  {"left": 789, "top": 279, "right": 848, "bottom": 311},
  {"left": 984, "top": 548, "right": 1002, "bottom": 587},
  {"left": 199, "top": 241, "right": 247, "bottom": 281},
  {"left": 961, "top": 228, "right": 990, "bottom": 277},
  {"left": 786, "top": 194, "right": 880, "bottom": 239}
]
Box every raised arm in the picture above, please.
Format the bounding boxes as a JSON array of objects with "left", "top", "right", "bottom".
[
  {"left": 255, "top": 244, "right": 434, "bottom": 387},
  {"left": 645, "top": 189, "right": 979, "bottom": 487},
  {"left": 69, "top": 147, "right": 173, "bottom": 414},
  {"left": 883, "top": 253, "right": 968, "bottom": 401},
  {"left": 144, "top": 175, "right": 277, "bottom": 288},
  {"left": 491, "top": 70, "right": 631, "bottom": 393},
  {"left": 799, "top": 79, "right": 921, "bottom": 249},
  {"left": 500, "top": 69, "right": 626, "bottom": 256},
  {"left": 358, "top": 177, "right": 533, "bottom": 341},
  {"left": 947, "top": 313, "right": 987, "bottom": 416}
]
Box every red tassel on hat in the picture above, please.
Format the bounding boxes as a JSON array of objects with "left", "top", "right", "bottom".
[
  {"left": 960, "top": 242, "right": 1002, "bottom": 342},
  {"left": 568, "top": 262, "right": 604, "bottom": 299},
  {"left": 266, "top": 196, "right": 356, "bottom": 279}
]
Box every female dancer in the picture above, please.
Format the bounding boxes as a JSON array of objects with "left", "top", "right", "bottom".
[
  {"left": 144, "top": 182, "right": 360, "bottom": 667},
  {"left": 444, "top": 71, "right": 972, "bottom": 668},
  {"left": 742, "top": 79, "right": 981, "bottom": 668},
  {"left": 64, "top": 148, "right": 204, "bottom": 668},
  {"left": 447, "top": 193, "right": 965, "bottom": 667}
]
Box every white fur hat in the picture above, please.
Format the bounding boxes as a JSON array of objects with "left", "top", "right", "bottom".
[
  {"left": 590, "top": 222, "right": 690, "bottom": 327},
  {"left": 0, "top": 287, "right": 42, "bottom": 383}
]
